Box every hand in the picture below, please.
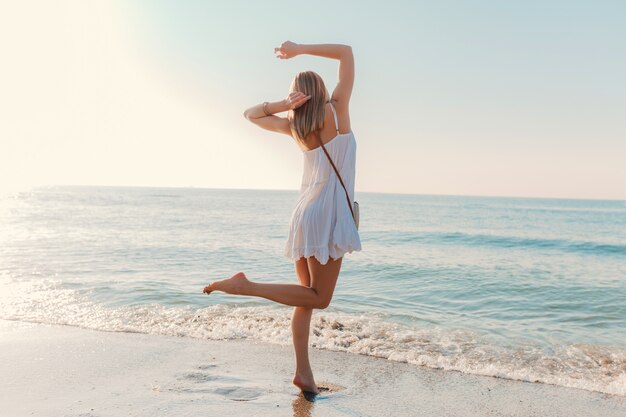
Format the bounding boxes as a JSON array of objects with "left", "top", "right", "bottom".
[
  {"left": 274, "top": 40, "right": 300, "bottom": 59},
  {"left": 285, "top": 92, "right": 311, "bottom": 110}
]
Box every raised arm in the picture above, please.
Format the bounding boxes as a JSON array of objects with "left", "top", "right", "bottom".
[
  {"left": 243, "top": 92, "right": 311, "bottom": 136},
  {"left": 275, "top": 42, "right": 354, "bottom": 105}
]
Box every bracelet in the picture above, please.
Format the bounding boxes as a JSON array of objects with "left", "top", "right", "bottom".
[{"left": 262, "top": 101, "right": 271, "bottom": 116}]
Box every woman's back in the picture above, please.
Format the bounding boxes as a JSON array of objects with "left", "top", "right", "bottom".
[{"left": 295, "top": 98, "right": 352, "bottom": 152}]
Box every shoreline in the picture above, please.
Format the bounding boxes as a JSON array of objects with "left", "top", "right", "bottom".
[{"left": 2, "top": 318, "right": 625, "bottom": 417}]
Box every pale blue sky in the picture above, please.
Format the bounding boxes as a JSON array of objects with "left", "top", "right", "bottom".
[{"left": 1, "top": 1, "right": 624, "bottom": 199}]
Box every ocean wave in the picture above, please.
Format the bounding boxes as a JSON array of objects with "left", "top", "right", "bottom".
[
  {"left": 376, "top": 231, "right": 626, "bottom": 256},
  {"left": 1, "top": 278, "right": 625, "bottom": 397}
]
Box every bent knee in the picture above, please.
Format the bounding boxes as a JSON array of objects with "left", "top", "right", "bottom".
[{"left": 313, "top": 298, "right": 332, "bottom": 310}]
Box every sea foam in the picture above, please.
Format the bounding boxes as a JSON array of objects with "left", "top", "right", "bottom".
[{"left": 1, "top": 277, "right": 624, "bottom": 397}]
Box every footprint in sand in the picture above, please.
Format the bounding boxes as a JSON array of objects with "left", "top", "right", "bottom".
[
  {"left": 168, "top": 363, "right": 243, "bottom": 394},
  {"left": 171, "top": 364, "right": 262, "bottom": 400},
  {"left": 177, "top": 363, "right": 241, "bottom": 384},
  {"left": 213, "top": 386, "right": 262, "bottom": 402},
  {"left": 316, "top": 382, "right": 346, "bottom": 394},
  {"left": 179, "top": 371, "right": 221, "bottom": 383}
]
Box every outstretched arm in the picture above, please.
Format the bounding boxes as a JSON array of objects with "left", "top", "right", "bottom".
[
  {"left": 275, "top": 42, "right": 354, "bottom": 104},
  {"left": 243, "top": 92, "right": 311, "bottom": 136}
]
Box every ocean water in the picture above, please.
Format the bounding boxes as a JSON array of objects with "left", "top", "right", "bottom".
[{"left": 1, "top": 185, "right": 625, "bottom": 396}]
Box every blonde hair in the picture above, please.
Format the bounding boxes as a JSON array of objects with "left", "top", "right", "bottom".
[{"left": 288, "top": 71, "right": 329, "bottom": 144}]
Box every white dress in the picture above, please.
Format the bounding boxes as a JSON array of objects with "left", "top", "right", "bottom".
[{"left": 284, "top": 101, "right": 362, "bottom": 265}]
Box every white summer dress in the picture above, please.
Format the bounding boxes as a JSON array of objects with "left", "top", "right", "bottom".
[{"left": 284, "top": 101, "right": 362, "bottom": 265}]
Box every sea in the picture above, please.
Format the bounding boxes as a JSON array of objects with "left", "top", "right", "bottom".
[{"left": 1, "top": 185, "right": 625, "bottom": 396}]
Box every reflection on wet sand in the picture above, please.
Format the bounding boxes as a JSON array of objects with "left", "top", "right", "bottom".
[
  {"left": 292, "top": 394, "right": 314, "bottom": 417},
  {"left": 292, "top": 384, "right": 345, "bottom": 416}
]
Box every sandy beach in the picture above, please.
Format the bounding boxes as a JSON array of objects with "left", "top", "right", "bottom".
[{"left": 1, "top": 318, "right": 624, "bottom": 417}]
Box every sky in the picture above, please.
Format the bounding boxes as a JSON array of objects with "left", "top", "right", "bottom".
[{"left": 1, "top": 0, "right": 624, "bottom": 199}]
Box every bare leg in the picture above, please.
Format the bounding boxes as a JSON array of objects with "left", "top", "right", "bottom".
[
  {"left": 291, "top": 257, "right": 317, "bottom": 393},
  {"left": 203, "top": 256, "right": 342, "bottom": 310},
  {"left": 203, "top": 256, "right": 343, "bottom": 395}
]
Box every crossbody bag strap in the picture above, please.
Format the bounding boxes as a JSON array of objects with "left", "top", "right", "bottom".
[{"left": 315, "top": 131, "right": 355, "bottom": 220}]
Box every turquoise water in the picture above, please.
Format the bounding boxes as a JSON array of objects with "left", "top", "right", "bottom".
[{"left": 1, "top": 186, "right": 625, "bottom": 395}]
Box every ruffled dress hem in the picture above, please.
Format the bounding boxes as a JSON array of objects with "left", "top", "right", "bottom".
[{"left": 284, "top": 242, "right": 362, "bottom": 265}]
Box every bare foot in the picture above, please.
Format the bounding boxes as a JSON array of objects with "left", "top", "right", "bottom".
[
  {"left": 203, "top": 272, "right": 249, "bottom": 295},
  {"left": 293, "top": 371, "right": 319, "bottom": 395}
]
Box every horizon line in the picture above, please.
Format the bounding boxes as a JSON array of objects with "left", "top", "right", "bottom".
[{"left": 21, "top": 183, "right": 626, "bottom": 203}]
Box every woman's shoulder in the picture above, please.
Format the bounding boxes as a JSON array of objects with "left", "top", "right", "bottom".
[{"left": 327, "top": 97, "right": 351, "bottom": 133}]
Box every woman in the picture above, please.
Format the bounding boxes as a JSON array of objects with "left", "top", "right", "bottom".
[{"left": 203, "top": 41, "right": 361, "bottom": 395}]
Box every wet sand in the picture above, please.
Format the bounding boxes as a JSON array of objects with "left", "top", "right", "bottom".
[{"left": 1, "top": 318, "right": 625, "bottom": 417}]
